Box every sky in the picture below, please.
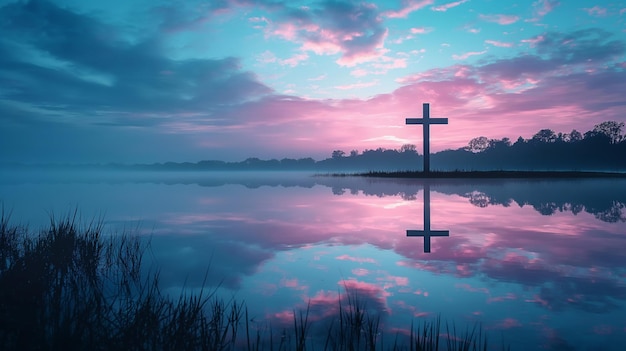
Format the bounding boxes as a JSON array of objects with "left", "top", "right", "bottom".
[{"left": 1, "top": 0, "right": 626, "bottom": 163}]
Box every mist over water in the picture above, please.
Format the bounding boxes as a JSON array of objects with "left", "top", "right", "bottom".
[{"left": 1, "top": 171, "right": 625, "bottom": 350}]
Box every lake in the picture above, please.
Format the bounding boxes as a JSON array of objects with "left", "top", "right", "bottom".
[{"left": 1, "top": 171, "right": 625, "bottom": 350}]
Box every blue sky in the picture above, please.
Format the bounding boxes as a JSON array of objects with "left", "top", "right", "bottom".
[{"left": 1, "top": 0, "right": 625, "bottom": 163}]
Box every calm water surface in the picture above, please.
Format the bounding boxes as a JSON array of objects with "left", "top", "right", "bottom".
[{"left": 1, "top": 172, "right": 625, "bottom": 350}]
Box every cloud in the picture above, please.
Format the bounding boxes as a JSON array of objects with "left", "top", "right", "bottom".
[
  {"left": 431, "top": 0, "right": 470, "bottom": 12},
  {"left": 0, "top": 0, "right": 271, "bottom": 124},
  {"left": 260, "top": 1, "right": 389, "bottom": 66},
  {"left": 410, "top": 27, "right": 433, "bottom": 34},
  {"left": 257, "top": 50, "right": 278, "bottom": 63},
  {"left": 279, "top": 52, "right": 309, "bottom": 67},
  {"left": 532, "top": 0, "right": 560, "bottom": 18},
  {"left": 336, "top": 254, "right": 378, "bottom": 264},
  {"left": 452, "top": 50, "right": 487, "bottom": 60},
  {"left": 308, "top": 74, "right": 327, "bottom": 81},
  {"left": 479, "top": 14, "right": 520, "bottom": 25},
  {"left": 485, "top": 40, "right": 514, "bottom": 48},
  {"left": 350, "top": 68, "right": 369, "bottom": 77},
  {"left": 583, "top": 6, "right": 608, "bottom": 17},
  {"left": 534, "top": 29, "right": 625, "bottom": 64},
  {"left": 383, "top": 0, "right": 434, "bottom": 18},
  {"left": 2, "top": 1, "right": 626, "bottom": 164}
]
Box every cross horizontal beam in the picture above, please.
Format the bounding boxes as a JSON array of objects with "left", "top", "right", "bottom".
[{"left": 406, "top": 118, "right": 448, "bottom": 125}]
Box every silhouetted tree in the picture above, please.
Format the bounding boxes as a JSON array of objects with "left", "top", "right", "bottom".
[
  {"left": 349, "top": 150, "right": 359, "bottom": 157},
  {"left": 488, "top": 137, "right": 511, "bottom": 150},
  {"left": 331, "top": 150, "right": 345, "bottom": 159},
  {"left": 570, "top": 129, "right": 583, "bottom": 142},
  {"left": 592, "top": 121, "right": 624, "bottom": 144},
  {"left": 532, "top": 129, "right": 557, "bottom": 143},
  {"left": 465, "top": 136, "right": 490, "bottom": 153},
  {"left": 400, "top": 144, "right": 417, "bottom": 153}
]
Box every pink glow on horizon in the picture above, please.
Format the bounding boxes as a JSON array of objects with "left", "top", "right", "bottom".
[{"left": 248, "top": 53, "right": 626, "bottom": 155}]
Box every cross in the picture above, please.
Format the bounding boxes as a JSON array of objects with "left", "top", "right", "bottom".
[
  {"left": 407, "top": 183, "right": 449, "bottom": 253},
  {"left": 406, "top": 103, "right": 448, "bottom": 173}
]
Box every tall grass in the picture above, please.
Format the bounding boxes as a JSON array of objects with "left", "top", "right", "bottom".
[{"left": 0, "top": 212, "right": 508, "bottom": 350}]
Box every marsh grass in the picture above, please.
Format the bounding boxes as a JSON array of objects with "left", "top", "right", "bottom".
[{"left": 0, "top": 212, "right": 508, "bottom": 350}]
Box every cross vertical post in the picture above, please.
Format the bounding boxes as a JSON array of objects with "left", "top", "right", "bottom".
[
  {"left": 407, "top": 183, "right": 450, "bottom": 253},
  {"left": 405, "top": 103, "right": 448, "bottom": 173}
]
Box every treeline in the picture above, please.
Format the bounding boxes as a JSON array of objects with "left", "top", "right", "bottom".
[
  {"left": 5, "top": 121, "right": 625, "bottom": 172},
  {"left": 433, "top": 121, "right": 626, "bottom": 171},
  {"left": 138, "top": 120, "right": 625, "bottom": 171}
]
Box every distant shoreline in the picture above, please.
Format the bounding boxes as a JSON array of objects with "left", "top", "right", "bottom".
[{"left": 328, "top": 170, "right": 626, "bottom": 179}]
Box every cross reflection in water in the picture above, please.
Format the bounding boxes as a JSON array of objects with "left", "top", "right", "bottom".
[{"left": 407, "top": 183, "right": 450, "bottom": 253}]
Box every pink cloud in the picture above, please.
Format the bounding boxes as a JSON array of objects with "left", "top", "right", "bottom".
[
  {"left": 431, "top": 0, "right": 470, "bottom": 12},
  {"left": 271, "top": 310, "right": 295, "bottom": 325},
  {"left": 583, "top": 6, "right": 607, "bottom": 17},
  {"left": 377, "top": 274, "right": 409, "bottom": 287},
  {"left": 383, "top": 0, "right": 434, "bottom": 19},
  {"left": 253, "top": 2, "right": 388, "bottom": 67},
  {"left": 456, "top": 283, "right": 490, "bottom": 294},
  {"left": 532, "top": 0, "right": 560, "bottom": 18},
  {"left": 352, "top": 268, "right": 370, "bottom": 276},
  {"left": 452, "top": 50, "right": 487, "bottom": 60},
  {"left": 479, "top": 14, "right": 520, "bottom": 25},
  {"left": 410, "top": 27, "right": 433, "bottom": 34},
  {"left": 485, "top": 40, "right": 514, "bottom": 48},
  {"left": 248, "top": 16, "right": 270, "bottom": 28},
  {"left": 521, "top": 34, "right": 545, "bottom": 47},
  {"left": 350, "top": 68, "right": 369, "bottom": 77},
  {"left": 279, "top": 52, "right": 309, "bottom": 67},
  {"left": 342, "top": 279, "right": 391, "bottom": 299},
  {"left": 487, "top": 293, "right": 518, "bottom": 303},
  {"left": 336, "top": 254, "right": 378, "bottom": 264},
  {"left": 280, "top": 277, "right": 307, "bottom": 290},
  {"left": 311, "top": 290, "right": 340, "bottom": 303}
]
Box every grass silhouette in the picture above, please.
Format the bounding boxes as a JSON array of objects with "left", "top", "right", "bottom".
[{"left": 0, "top": 211, "right": 509, "bottom": 350}]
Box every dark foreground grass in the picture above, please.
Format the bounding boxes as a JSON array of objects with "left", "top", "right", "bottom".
[{"left": 0, "top": 212, "right": 509, "bottom": 350}]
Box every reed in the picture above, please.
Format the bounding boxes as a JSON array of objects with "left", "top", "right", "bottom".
[{"left": 0, "top": 212, "right": 509, "bottom": 350}]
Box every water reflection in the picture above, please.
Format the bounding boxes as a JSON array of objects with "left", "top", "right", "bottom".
[
  {"left": 406, "top": 183, "right": 449, "bottom": 253},
  {"left": 1, "top": 172, "right": 625, "bottom": 350}
]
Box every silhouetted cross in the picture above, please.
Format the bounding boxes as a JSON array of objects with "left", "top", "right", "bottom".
[
  {"left": 407, "top": 184, "right": 449, "bottom": 253},
  {"left": 406, "top": 103, "right": 448, "bottom": 173}
]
